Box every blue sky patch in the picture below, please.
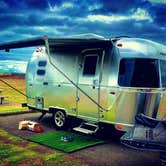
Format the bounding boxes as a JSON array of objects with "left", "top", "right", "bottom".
[{"left": 0, "top": 0, "right": 166, "bottom": 73}]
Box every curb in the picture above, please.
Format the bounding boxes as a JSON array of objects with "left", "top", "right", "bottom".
[{"left": 0, "top": 110, "right": 38, "bottom": 116}]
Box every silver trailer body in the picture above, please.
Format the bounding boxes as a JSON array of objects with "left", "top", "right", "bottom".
[
  {"left": 26, "top": 36, "right": 166, "bottom": 132},
  {"left": 0, "top": 34, "right": 166, "bottom": 133}
]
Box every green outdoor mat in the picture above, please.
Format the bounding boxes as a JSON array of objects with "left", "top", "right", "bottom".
[{"left": 28, "top": 130, "right": 105, "bottom": 153}]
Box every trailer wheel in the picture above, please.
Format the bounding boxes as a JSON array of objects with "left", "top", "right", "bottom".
[{"left": 53, "top": 110, "right": 67, "bottom": 129}]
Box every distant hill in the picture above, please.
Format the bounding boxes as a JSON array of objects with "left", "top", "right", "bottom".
[{"left": 0, "top": 73, "right": 25, "bottom": 79}]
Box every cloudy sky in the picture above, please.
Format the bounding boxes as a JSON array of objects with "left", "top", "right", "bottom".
[{"left": 0, "top": 0, "right": 166, "bottom": 73}]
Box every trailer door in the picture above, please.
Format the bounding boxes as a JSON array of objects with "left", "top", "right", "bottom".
[{"left": 77, "top": 49, "right": 104, "bottom": 120}]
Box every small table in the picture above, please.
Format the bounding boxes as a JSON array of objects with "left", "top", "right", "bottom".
[
  {"left": 0, "top": 96, "right": 8, "bottom": 104},
  {"left": 0, "top": 89, "right": 7, "bottom": 104}
]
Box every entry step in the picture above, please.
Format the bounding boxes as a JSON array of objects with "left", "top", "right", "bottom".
[{"left": 73, "top": 122, "right": 99, "bottom": 134}]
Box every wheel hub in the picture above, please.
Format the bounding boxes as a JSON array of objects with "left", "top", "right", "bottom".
[{"left": 54, "top": 111, "right": 65, "bottom": 127}]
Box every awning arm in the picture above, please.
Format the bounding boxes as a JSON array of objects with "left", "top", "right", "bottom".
[{"left": 0, "top": 36, "right": 48, "bottom": 52}]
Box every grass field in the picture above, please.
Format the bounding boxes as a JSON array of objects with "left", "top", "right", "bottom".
[
  {"left": 0, "top": 129, "right": 81, "bottom": 166},
  {"left": 0, "top": 75, "right": 82, "bottom": 165},
  {"left": 0, "top": 74, "right": 27, "bottom": 113}
]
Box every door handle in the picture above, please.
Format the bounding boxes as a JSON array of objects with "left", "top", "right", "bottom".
[
  {"left": 76, "top": 97, "right": 80, "bottom": 102},
  {"left": 93, "top": 79, "right": 99, "bottom": 85},
  {"left": 92, "top": 79, "right": 98, "bottom": 89}
]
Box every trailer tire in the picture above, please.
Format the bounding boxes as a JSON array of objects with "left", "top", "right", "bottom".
[{"left": 52, "top": 110, "right": 67, "bottom": 130}]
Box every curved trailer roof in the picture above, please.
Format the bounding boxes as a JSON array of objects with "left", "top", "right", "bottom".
[{"left": 116, "top": 38, "right": 166, "bottom": 59}]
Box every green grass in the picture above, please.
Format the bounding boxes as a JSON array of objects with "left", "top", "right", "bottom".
[
  {"left": 29, "top": 130, "right": 105, "bottom": 153},
  {"left": 0, "top": 106, "right": 27, "bottom": 113},
  {"left": 0, "top": 129, "right": 23, "bottom": 142},
  {"left": 0, "top": 129, "right": 82, "bottom": 166},
  {"left": 0, "top": 75, "right": 27, "bottom": 113}
]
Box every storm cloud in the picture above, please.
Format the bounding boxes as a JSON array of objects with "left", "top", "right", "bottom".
[{"left": 0, "top": 0, "right": 166, "bottom": 44}]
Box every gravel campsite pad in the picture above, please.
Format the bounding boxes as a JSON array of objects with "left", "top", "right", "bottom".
[{"left": 0, "top": 112, "right": 161, "bottom": 166}]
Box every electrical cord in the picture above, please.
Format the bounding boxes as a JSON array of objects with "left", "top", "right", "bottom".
[{"left": 0, "top": 78, "right": 34, "bottom": 99}]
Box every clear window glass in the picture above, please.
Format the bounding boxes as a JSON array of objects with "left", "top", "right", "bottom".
[
  {"left": 37, "top": 69, "right": 45, "bottom": 76},
  {"left": 38, "top": 60, "right": 47, "bottom": 67},
  {"left": 160, "top": 60, "right": 166, "bottom": 87},
  {"left": 118, "top": 58, "right": 159, "bottom": 88}
]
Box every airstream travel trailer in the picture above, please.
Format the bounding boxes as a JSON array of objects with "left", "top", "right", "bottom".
[{"left": 0, "top": 34, "right": 166, "bottom": 134}]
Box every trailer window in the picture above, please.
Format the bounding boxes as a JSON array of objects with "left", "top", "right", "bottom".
[
  {"left": 37, "top": 69, "right": 45, "bottom": 76},
  {"left": 38, "top": 60, "right": 47, "bottom": 67},
  {"left": 83, "top": 55, "right": 98, "bottom": 75},
  {"left": 118, "top": 58, "right": 159, "bottom": 88},
  {"left": 160, "top": 60, "right": 166, "bottom": 87}
]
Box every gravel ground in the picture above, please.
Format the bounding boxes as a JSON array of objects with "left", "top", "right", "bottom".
[{"left": 0, "top": 112, "right": 161, "bottom": 166}]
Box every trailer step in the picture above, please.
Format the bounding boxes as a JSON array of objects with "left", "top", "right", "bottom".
[{"left": 73, "top": 122, "right": 99, "bottom": 134}]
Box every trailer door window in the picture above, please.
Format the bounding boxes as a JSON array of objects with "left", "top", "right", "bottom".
[
  {"left": 83, "top": 55, "right": 98, "bottom": 76},
  {"left": 118, "top": 58, "right": 159, "bottom": 88}
]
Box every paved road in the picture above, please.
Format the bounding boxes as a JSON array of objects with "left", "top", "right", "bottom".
[{"left": 0, "top": 112, "right": 161, "bottom": 166}]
